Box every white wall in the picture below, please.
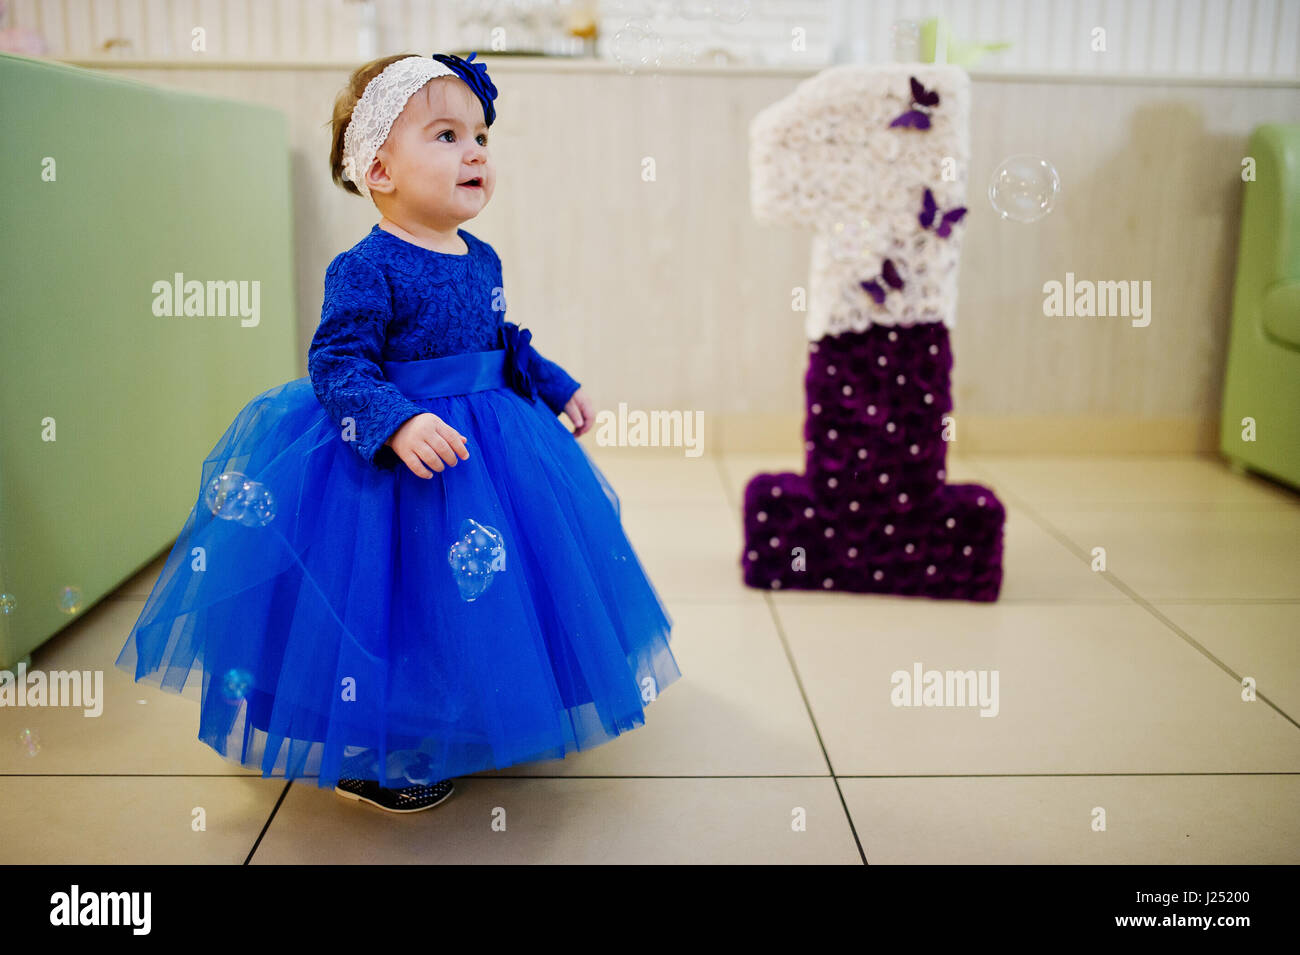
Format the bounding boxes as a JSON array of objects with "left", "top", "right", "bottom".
[
  {"left": 832, "top": 0, "right": 1300, "bottom": 77},
  {"left": 10, "top": 0, "right": 1299, "bottom": 77}
]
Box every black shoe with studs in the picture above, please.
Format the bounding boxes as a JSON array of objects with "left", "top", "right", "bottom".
[
  {"left": 333, "top": 749, "right": 454, "bottom": 813},
  {"left": 334, "top": 775, "right": 455, "bottom": 813}
]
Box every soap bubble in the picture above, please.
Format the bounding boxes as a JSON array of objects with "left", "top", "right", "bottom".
[
  {"left": 57, "top": 586, "right": 82, "bottom": 615},
  {"left": 204, "top": 471, "right": 250, "bottom": 518},
  {"left": 447, "top": 518, "right": 506, "bottom": 602},
  {"left": 234, "top": 482, "right": 276, "bottom": 527},
  {"left": 17, "top": 727, "right": 40, "bottom": 757},
  {"left": 611, "top": 19, "right": 662, "bottom": 75},
  {"left": 220, "top": 668, "right": 253, "bottom": 703},
  {"left": 664, "top": 39, "right": 698, "bottom": 67},
  {"left": 988, "top": 155, "right": 1060, "bottom": 222},
  {"left": 202, "top": 471, "right": 275, "bottom": 526}
]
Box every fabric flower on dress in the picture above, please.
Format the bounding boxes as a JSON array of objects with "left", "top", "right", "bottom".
[{"left": 500, "top": 321, "right": 536, "bottom": 402}]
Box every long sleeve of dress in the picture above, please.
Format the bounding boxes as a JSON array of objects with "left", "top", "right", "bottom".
[
  {"left": 486, "top": 246, "right": 581, "bottom": 416},
  {"left": 529, "top": 343, "right": 581, "bottom": 416},
  {"left": 308, "top": 250, "right": 429, "bottom": 470}
]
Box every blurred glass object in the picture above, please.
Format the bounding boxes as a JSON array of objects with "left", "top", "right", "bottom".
[
  {"left": 919, "top": 16, "right": 1012, "bottom": 67},
  {"left": 457, "top": 0, "right": 595, "bottom": 57},
  {"left": 345, "top": 0, "right": 378, "bottom": 60},
  {"left": 891, "top": 19, "right": 920, "bottom": 63}
]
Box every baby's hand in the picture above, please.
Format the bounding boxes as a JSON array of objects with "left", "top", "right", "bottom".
[
  {"left": 386, "top": 412, "right": 470, "bottom": 477},
  {"left": 563, "top": 387, "right": 595, "bottom": 437}
]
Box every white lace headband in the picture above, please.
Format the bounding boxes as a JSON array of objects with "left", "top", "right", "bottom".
[{"left": 341, "top": 56, "right": 458, "bottom": 201}]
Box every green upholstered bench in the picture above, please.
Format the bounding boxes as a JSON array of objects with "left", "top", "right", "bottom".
[{"left": 0, "top": 52, "right": 297, "bottom": 669}]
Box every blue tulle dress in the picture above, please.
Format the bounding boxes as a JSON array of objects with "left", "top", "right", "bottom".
[{"left": 115, "top": 225, "right": 680, "bottom": 790}]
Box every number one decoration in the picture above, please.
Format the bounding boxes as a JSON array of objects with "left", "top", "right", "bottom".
[{"left": 741, "top": 65, "right": 1005, "bottom": 601}]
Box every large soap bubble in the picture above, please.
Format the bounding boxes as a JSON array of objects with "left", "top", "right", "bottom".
[
  {"left": 57, "top": 586, "right": 82, "bottom": 615},
  {"left": 988, "top": 155, "right": 1060, "bottom": 222},
  {"left": 610, "top": 19, "right": 662, "bottom": 75},
  {"left": 203, "top": 471, "right": 276, "bottom": 527},
  {"left": 447, "top": 518, "right": 507, "bottom": 602}
]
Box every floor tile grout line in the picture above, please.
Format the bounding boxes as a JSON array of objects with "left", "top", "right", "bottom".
[
  {"left": 967, "top": 454, "right": 1300, "bottom": 509},
  {"left": 912, "top": 453, "right": 1300, "bottom": 512},
  {"left": 990, "top": 481, "right": 1300, "bottom": 732},
  {"left": 4, "top": 771, "right": 1298, "bottom": 779},
  {"left": 767, "top": 596, "right": 1136, "bottom": 605},
  {"left": 244, "top": 780, "right": 293, "bottom": 865},
  {"left": 1092, "top": 575, "right": 1300, "bottom": 731},
  {"left": 1103, "top": 597, "right": 1300, "bottom": 604},
  {"left": 814, "top": 772, "right": 1300, "bottom": 779},
  {"left": 766, "top": 591, "right": 871, "bottom": 865},
  {"left": 106, "top": 595, "right": 1300, "bottom": 606},
  {"left": 714, "top": 450, "right": 869, "bottom": 864},
  {"left": 969, "top": 502, "right": 1300, "bottom": 511}
]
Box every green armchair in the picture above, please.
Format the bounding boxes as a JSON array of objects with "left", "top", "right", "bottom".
[
  {"left": 0, "top": 52, "right": 297, "bottom": 669},
  {"left": 1219, "top": 124, "right": 1300, "bottom": 491}
]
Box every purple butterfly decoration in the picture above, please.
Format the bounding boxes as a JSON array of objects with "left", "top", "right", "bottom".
[
  {"left": 919, "top": 188, "right": 968, "bottom": 238},
  {"left": 860, "top": 258, "right": 905, "bottom": 305},
  {"left": 889, "top": 76, "right": 941, "bottom": 130}
]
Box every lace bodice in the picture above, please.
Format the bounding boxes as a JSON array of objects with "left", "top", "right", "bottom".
[{"left": 308, "top": 225, "right": 580, "bottom": 469}]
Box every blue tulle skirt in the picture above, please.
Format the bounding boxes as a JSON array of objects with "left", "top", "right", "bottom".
[{"left": 116, "top": 348, "right": 679, "bottom": 790}]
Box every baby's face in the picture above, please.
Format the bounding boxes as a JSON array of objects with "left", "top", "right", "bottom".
[{"left": 371, "top": 77, "right": 494, "bottom": 225}]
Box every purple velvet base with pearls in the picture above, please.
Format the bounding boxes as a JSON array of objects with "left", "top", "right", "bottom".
[{"left": 741, "top": 322, "right": 1005, "bottom": 601}]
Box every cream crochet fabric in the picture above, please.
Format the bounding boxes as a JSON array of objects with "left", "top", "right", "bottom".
[{"left": 750, "top": 63, "right": 972, "bottom": 341}]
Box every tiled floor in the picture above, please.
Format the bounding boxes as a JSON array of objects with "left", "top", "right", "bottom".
[{"left": 2, "top": 450, "right": 1298, "bottom": 863}]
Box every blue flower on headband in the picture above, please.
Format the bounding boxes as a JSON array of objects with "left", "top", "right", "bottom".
[{"left": 431, "top": 51, "right": 498, "bottom": 127}]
